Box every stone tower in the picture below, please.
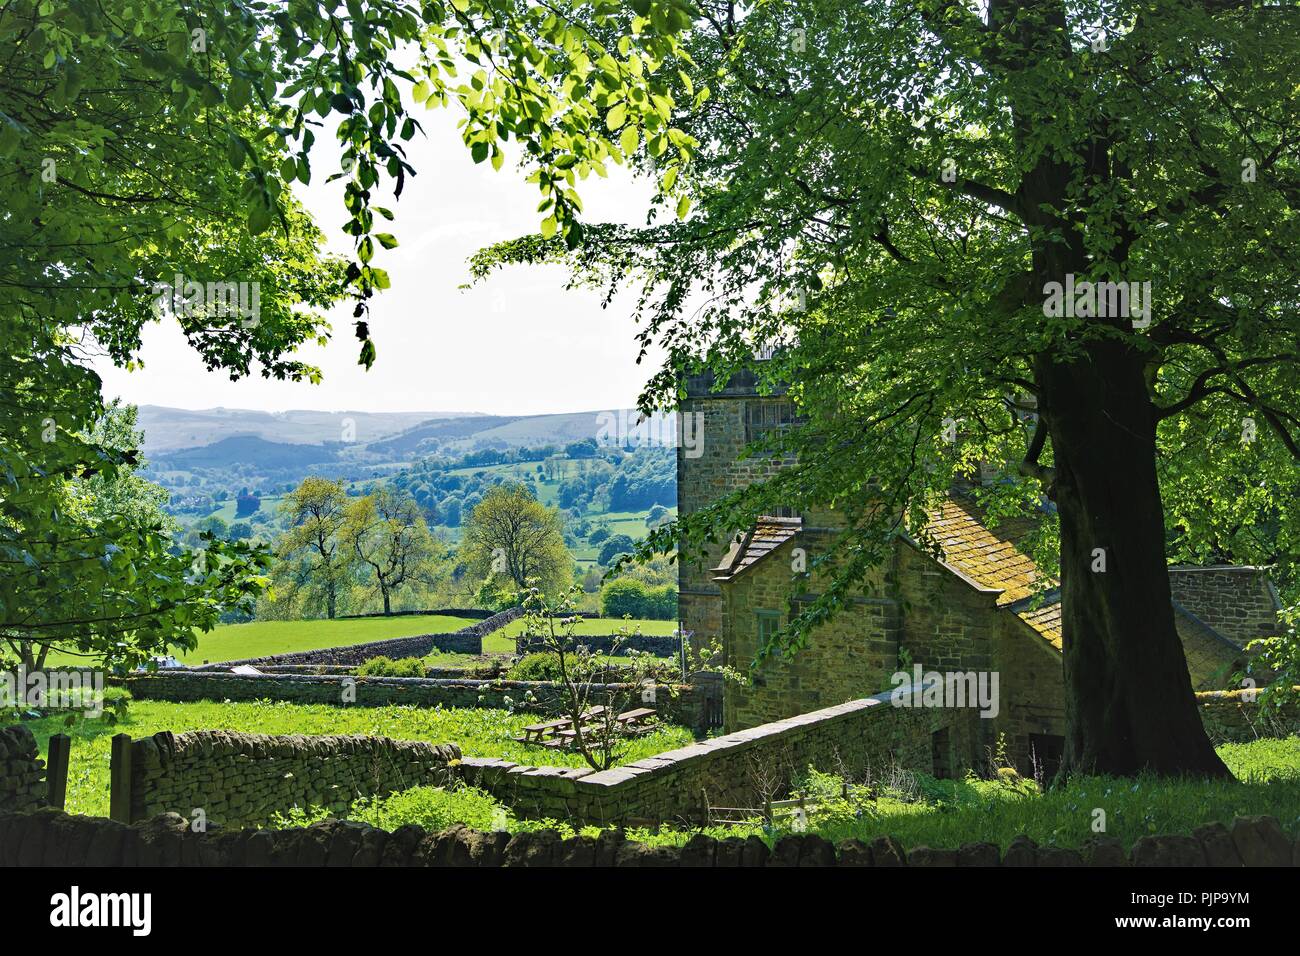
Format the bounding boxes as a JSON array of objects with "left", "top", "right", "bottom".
[{"left": 675, "top": 363, "right": 792, "bottom": 645}]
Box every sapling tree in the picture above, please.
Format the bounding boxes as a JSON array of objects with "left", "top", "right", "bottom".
[{"left": 519, "top": 586, "right": 669, "bottom": 771}]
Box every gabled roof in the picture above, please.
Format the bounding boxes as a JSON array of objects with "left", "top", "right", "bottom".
[
  {"left": 715, "top": 492, "right": 1260, "bottom": 661},
  {"left": 711, "top": 516, "right": 802, "bottom": 581},
  {"left": 922, "top": 496, "right": 1046, "bottom": 607}
]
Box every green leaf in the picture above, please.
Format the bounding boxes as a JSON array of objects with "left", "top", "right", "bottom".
[
  {"left": 540, "top": 215, "right": 557, "bottom": 239},
  {"left": 620, "top": 125, "right": 639, "bottom": 156},
  {"left": 247, "top": 204, "right": 273, "bottom": 236}
]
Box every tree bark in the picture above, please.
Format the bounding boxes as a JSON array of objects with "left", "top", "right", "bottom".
[{"left": 1036, "top": 341, "right": 1230, "bottom": 779}]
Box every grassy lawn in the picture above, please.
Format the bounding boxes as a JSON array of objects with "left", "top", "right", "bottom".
[
  {"left": 174, "top": 614, "right": 480, "bottom": 664},
  {"left": 485, "top": 617, "right": 677, "bottom": 653},
  {"left": 24, "top": 699, "right": 695, "bottom": 820}
]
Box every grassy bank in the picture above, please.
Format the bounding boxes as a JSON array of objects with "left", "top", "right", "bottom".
[
  {"left": 277, "top": 736, "right": 1300, "bottom": 850},
  {"left": 22, "top": 699, "right": 694, "bottom": 819}
]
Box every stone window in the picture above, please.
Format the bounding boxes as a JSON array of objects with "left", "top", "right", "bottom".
[
  {"left": 755, "top": 610, "right": 781, "bottom": 648},
  {"left": 745, "top": 400, "right": 795, "bottom": 443}
]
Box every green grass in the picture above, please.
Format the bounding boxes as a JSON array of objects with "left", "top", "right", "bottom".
[
  {"left": 485, "top": 617, "right": 677, "bottom": 653},
  {"left": 24, "top": 699, "right": 694, "bottom": 819},
  {"left": 624, "top": 738, "right": 1300, "bottom": 851},
  {"left": 175, "top": 614, "right": 481, "bottom": 664},
  {"left": 255, "top": 736, "right": 1300, "bottom": 847},
  {"left": 205, "top": 494, "right": 285, "bottom": 523}
]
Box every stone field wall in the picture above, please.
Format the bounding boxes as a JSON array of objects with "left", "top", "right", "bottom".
[
  {"left": 0, "top": 726, "right": 46, "bottom": 813},
  {"left": 2, "top": 808, "right": 1294, "bottom": 867},
  {"left": 515, "top": 632, "right": 682, "bottom": 657},
  {"left": 460, "top": 685, "right": 978, "bottom": 826},
  {"left": 189, "top": 606, "right": 523, "bottom": 670},
  {"left": 122, "top": 671, "right": 721, "bottom": 732},
  {"left": 125, "top": 730, "right": 460, "bottom": 828},
  {"left": 1196, "top": 688, "right": 1300, "bottom": 743}
]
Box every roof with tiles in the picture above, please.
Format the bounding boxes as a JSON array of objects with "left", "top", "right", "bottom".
[
  {"left": 922, "top": 496, "right": 1048, "bottom": 608},
  {"left": 1009, "top": 595, "right": 1063, "bottom": 650},
  {"left": 711, "top": 516, "right": 803, "bottom": 581},
  {"left": 714, "top": 493, "right": 1253, "bottom": 659}
]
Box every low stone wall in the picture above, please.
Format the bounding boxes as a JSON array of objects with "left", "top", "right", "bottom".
[
  {"left": 121, "top": 671, "right": 720, "bottom": 732},
  {"left": 339, "top": 607, "right": 499, "bottom": 620},
  {"left": 190, "top": 631, "right": 483, "bottom": 669},
  {"left": 0, "top": 727, "right": 46, "bottom": 814},
  {"left": 515, "top": 632, "right": 682, "bottom": 657},
  {"left": 189, "top": 607, "right": 523, "bottom": 670},
  {"left": 2, "top": 809, "right": 1293, "bottom": 867},
  {"left": 1197, "top": 688, "right": 1300, "bottom": 743},
  {"left": 125, "top": 730, "right": 460, "bottom": 828},
  {"left": 459, "top": 686, "right": 976, "bottom": 826}
]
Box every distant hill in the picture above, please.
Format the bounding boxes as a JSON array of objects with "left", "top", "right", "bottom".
[
  {"left": 354, "top": 410, "right": 610, "bottom": 458},
  {"left": 137, "top": 405, "right": 476, "bottom": 452},
  {"left": 159, "top": 435, "right": 339, "bottom": 470}
]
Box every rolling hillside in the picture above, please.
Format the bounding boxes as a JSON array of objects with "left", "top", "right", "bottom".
[{"left": 136, "top": 405, "right": 474, "bottom": 452}]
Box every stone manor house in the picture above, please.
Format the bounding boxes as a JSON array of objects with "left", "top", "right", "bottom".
[{"left": 675, "top": 365, "right": 1283, "bottom": 777}]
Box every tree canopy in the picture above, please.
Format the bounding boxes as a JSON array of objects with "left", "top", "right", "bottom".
[{"left": 471, "top": 0, "right": 1300, "bottom": 777}]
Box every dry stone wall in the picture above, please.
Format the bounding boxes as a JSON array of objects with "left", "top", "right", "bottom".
[
  {"left": 3, "top": 808, "right": 1294, "bottom": 867},
  {"left": 460, "top": 686, "right": 978, "bottom": 827},
  {"left": 515, "top": 632, "right": 682, "bottom": 657},
  {"left": 0, "top": 726, "right": 46, "bottom": 813},
  {"left": 126, "top": 730, "right": 460, "bottom": 828},
  {"left": 121, "top": 671, "right": 720, "bottom": 732},
  {"left": 1197, "top": 688, "right": 1300, "bottom": 743},
  {"left": 189, "top": 606, "right": 523, "bottom": 670}
]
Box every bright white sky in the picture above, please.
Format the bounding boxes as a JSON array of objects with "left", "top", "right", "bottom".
[{"left": 94, "top": 107, "right": 660, "bottom": 416}]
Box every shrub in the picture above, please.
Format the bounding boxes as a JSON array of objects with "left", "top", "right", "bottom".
[
  {"left": 356, "top": 656, "right": 427, "bottom": 678},
  {"left": 644, "top": 584, "right": 677, "bottom": 620},
  {"left": 507, "top": 652, "right": 566, "bottom": 682},
  {"left": 601, "top": 577, "right": 648, "bottom": 618},
  {"left": 598, "top": 534, "right": 636, "bottom": 566}
]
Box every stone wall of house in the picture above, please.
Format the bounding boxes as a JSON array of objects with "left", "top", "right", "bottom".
[
  {"left": 121, "top": 671, "right": 721, "bottom": 732},
  {"left": 0, "top": 726, "right": 46, "bottom": 814},
  {"left": 1169, "top": 567, "right": 1281, "bottom": 647},
  {"left": 720, "top": 535, "right": 899, "bottom": 731},
  {"left": 1176, "top": 609, "right": 1247, "bottom": 690},
  {"left": 676, "top": 370, "right": 791, "bottom": 646},
  {"left": 515, "top": 633, "right": 682, "bottom": 657},
  {"left": 2, "top": 808, "right": 1295, "bottom": 866},
  {"left": 460, "top": 685, "right": 979, "bottom": 827},
  {"left": 126, "top": 730, "right": 460, "bottom": 828},
  {"left": 990, "top": 615, "right": 1067, "bottom": 775}
]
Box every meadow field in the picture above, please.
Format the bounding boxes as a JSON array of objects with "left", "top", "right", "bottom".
[
  {"left": 173, "top": 614, "right": 482, "bottom": 664},
  {"left": 24, "top": 699, "right": 695, "bottom": 820}
]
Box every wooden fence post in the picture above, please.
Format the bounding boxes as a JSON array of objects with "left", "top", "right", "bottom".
[
  {"left": 45, "top": 734, "right": 70, "bottom": 810},
  {"left": 109, "top": 733, "right": 133, "bottom": 824}
]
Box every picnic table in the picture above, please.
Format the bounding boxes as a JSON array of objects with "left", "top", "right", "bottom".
[{"left": 512, "top": 707, "right": 655, "bottom": 748}]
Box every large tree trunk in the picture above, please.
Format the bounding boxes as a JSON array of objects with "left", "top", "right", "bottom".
[{"left": 1036, "top": 341, "right": 1230, "bottom": 778}]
